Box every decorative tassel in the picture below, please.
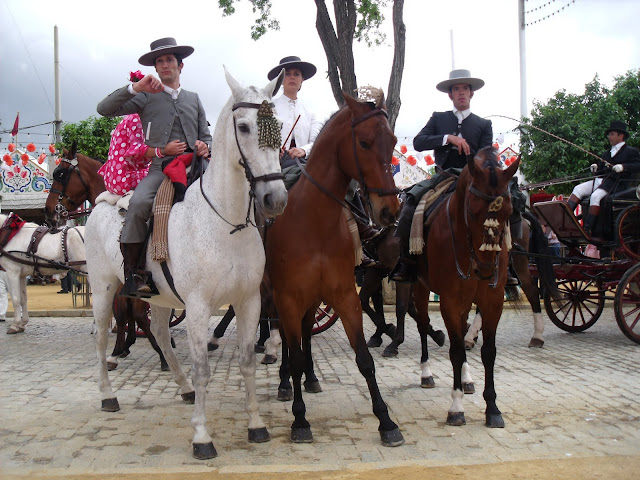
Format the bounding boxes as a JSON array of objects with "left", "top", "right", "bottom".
[{"left": 257, "top": 100, "right": 281, "bottom": 150}]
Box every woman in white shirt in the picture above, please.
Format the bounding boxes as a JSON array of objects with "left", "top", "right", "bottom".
[{"left": 268, "top": 56, "right": 323, "bottom": 168}]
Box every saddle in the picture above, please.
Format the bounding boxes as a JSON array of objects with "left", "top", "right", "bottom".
[{"left": 409, "top": 177, "right": 456, "bottom": 254}]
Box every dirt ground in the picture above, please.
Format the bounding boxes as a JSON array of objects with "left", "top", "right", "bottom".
[
  {"left": 3, "top": 455, "right": 639, "bottom": 480},
  {"left": 7, "top": 281, "right": 85, "bottom": 312}
]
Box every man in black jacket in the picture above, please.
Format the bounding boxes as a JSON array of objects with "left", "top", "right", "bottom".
[
  {"left": 390, "top": 69, "right": 493, "bottom": 282},
  {"left": 567, "top": 120, "right": 640, "bottom": 235}
]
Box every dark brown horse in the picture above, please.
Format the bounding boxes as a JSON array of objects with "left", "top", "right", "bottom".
[
  {"left": 410, "top": 147, "right": 519, "bottom": 429},
  {"left": 265, "top": 89, "right": 404, "bottom": 447},
  {"left": 44, "top": 142, "right": 167, "bottom": 369}
]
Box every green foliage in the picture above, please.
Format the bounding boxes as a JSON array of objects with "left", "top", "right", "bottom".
[
  {"left": 519, "top": 70, "right": 640, "bottom": 195},
  {"left": 57, "top": 116, "right": 120, "bottom": 160}
]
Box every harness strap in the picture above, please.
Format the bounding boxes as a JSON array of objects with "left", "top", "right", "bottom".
[{"left": 160, "top": 261, "right": 185, "bottom": 305}]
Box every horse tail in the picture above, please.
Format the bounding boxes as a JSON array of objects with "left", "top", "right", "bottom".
[{"left": 523, "top": 210, "right": 559, "bottom": 299}]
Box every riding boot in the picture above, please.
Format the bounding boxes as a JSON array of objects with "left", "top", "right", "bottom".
[
  {"left": 356, "top": 222, "right": 379, "bottom": 268},
  {"left": 567, "top": 195, "right": 579, "bottom": 212},
  {"left": 120, "top": 242, "right": 155, "bottom": 298},
  {"left": 583, "top": 205, "right": 600, "bottom": 237},
  {"left": 389, "top": 196, "right": 418, "bottom": 283}
]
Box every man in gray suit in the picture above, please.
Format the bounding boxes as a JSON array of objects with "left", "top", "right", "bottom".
[{"left": 97, "top": 37, "right": 212, "bottom": 297}]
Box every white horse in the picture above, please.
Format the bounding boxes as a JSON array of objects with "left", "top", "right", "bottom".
[
  {"left": 84, "top": 68, "right": 287, "bottom": 460},
  {"left": 0, "top": 215, "right": 86, "bottom": 334}
]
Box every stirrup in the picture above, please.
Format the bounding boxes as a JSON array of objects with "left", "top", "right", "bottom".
[
  {"left": 389, "top": 258, "right": 417, "bottom": 283},
  {"left": 121, "top": 271, "right": 159, "bottom": 299}
]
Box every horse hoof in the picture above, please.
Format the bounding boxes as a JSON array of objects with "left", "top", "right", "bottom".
[
  {"left": 367, "top": 336, "right": 383, "bottom": 348},
  {"left": 6, "top": 326, "right": 24, "bottom": 334},
  {"left": 464, "top": 341, "right": 475, "bottom": 351},
  {"left": 118, "top": 350, "right": 130, "bottom": 358},
  {"left": 486, "top": 413, "right": 505, "bottom": 428},
  {"left": 261, "top": 354, "right": 277, "bottom": 365},
  {"left": 380, "top": 428, "right": 405, "bottom": 447},
  {"left": 101, "top": 398, "right": 120, "bottom": 412},
  {"left": 291, "top": 427, "right": 313, "bottom": 443},
  {"left": 277, "top": 387, "right": 293, "bottom": 402},
  {"left": 463, "top": 382, "right": 475, "bottom": 394},
  {"left": 304, "top": 380, "right": 322, "bottom": 393},
  {"left": 528, "top": 338, "right": 544, "bottom": 348},
  {"left": 421, "top": 376, "right": 435, "bottom": 388},
  {"left": 382, "top": 346, "right": 398, "bottom": 358},
  {"left": 161, "top": 363, "right": 170, "bottom": 372},
  {"left": 254, "top": 343, "right": 266, "bottom": 354},
  {"left": 248, "top": 427, "right": 271, "bottom": 443},
  {"left": 181, "top": 391, "right": 196, "bottom": 404},
  {"left": 193, "top": 442, "right": 217, "bottom": 460},
  {"left": 446, "top": 412, "right": 466, "bottom": 426},
  {"left": 433, "top": 330, "right": 446, "bottom": 347},
  {"left": 107, "top": 362, "right": 117, "bottom": 371},
  {"left": 207, "top": 342, "right": 218, "bottom": 352}
]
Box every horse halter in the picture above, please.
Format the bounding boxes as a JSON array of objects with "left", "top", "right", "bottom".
[
  {"left": 198, "top": 100, "right": 284, "bottom": 234},
  {"left": 50, "top": 157, "right": 91, "bottom": 221},
  {"left": 448, "top": 181, "right": 511, "bottom": 287}
]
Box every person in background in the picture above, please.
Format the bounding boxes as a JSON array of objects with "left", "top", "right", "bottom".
[
  {"left": 267, "top": 56, "right": 322, "bottom": 168},
  {"left": 566, "top": 120, "right": 640, "bottom": 236},
  {"left": 0, "top": 270, "right": 8, "bottom": 320}
]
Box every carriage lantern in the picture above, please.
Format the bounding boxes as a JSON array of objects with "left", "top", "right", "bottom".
[
  {"left": 8, "top": 143, "right": 15, "bottom": 152},
  {"left": 27, "top": 143, "right": 36, "bottom": 152}
]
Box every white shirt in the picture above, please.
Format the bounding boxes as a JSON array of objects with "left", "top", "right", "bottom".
[
  {"left": 611, "top": 141, "right": 625, "bottom": 157},
  {"left": 127, "top": 84, "right": 182, "bottom": 100},
  {"left": 443, "top": 108, "right": 472, "bottom": 145},
  {"left": 273, "top": 95, "right": 322, "bottom": 156}
]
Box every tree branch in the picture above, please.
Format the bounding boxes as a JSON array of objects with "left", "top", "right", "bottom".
[{"left": 386, "top": 0, "right": 405, "bottom": 130}]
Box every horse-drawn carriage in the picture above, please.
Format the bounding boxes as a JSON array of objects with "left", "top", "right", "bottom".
[{"left": 529, "top": 175, "right": 640, "bottom": 344}]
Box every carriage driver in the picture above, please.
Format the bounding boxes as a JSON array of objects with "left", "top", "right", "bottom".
[
  {"left": 97, "top": 37, "right": 212, "bottom": 298},
  {"left": 390, "top": 69, "right": 493, "bottom": 283}
]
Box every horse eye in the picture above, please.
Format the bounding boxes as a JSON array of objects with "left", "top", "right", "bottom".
[
  {"left": 359, "top": 140, "right": 370, "bottom": 150},
  {"left": 238, "top": 123, "right": 250, "bottom": 134}
]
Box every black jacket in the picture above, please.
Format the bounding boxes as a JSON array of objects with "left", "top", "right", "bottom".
[
  {"left": 413, "top": 111, "right": 493, "bottom": 169},
  {"left": 595, "top": 144, "right": 640, "bottom": 192}
]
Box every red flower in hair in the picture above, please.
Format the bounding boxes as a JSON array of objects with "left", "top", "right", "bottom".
[{"left": 129, "top": 70, "right": 144, "bottom": 83}]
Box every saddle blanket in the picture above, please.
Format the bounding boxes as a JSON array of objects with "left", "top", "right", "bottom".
[{"left": 0, "top": 213, "right": 26, "bottom": 249}]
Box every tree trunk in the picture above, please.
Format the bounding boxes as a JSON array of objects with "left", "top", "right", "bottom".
[
  {"left": 315, "top": 0, "right": 344, "bottom": 106},
  {"left": 386, "top": 0, "right": 405, "bottom": 130}
]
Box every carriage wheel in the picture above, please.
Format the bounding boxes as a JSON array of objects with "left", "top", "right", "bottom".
[
  {"left": 614, "top": 263, "right": 640, "bottom": 344},
  {"left": 169, "top": 309, "right": 186, "bottom": 328},
  {"left": 543, "top": 278, "right": 604, "bottom": 332},
  {"left": 312, "top": 303, "right": 340, "bottom": 335},
  {"left": 616, "top": 204, "right": 640, "bottom": 260}
]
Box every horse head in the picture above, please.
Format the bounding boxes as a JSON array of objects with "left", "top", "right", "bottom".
[
  {"left": 221, "top": 67, "right": 288, "bottom": 219},
  {"left": 341, "top": 88, "right": 400, "bottom": 227}
]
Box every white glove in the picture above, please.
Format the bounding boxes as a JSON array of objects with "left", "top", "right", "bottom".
[
  {"left": 590, "top": 164, "right": 598, "bottom": 173},
  {"left": 613, "top": 164, "right": 624, "bottom": 173}
]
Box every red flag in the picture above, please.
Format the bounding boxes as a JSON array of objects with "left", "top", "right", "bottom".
[{"left": 11, "top": 112, "right": 19, "bottom": 137}]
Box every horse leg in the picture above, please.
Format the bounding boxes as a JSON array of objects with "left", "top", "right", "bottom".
[
  {"left": 123, "top": 302, "right": 137, "bottom": 356},
  {"left": 334, "top": 294, "right": 404, "bottom": 447},
  {"left": 232, "top": 297, "right": 270, "bottom": 444},
  {"left": 383, "top": 282, "right": 410, "bottom": 357},
  {"left": 513, "top": 253, "right": 545, "bottom": 347},
  {"left": 476, "top": 300, "right": 505, "bottom": 428},
  {"left": 408, "top": 295, "right": 445, "bottom": 347},
  {"left": 148, "top": 305, "right": 194, "bottom": 401},
  {"left": 135, "top": 305, "right": 169, "bottom": 371},
  {"left": 106, "top": 305, "right": 127, "bottom": 370},
  {"left": 411, "top": 283, "right": 435, "bottom": 388},
  {"left": 464, "top": 310, "right": 482, "bottom": 350},
  {"left": 208, "top": 306, "right": 235, "bottom": 351},
  {"left": 360, "top": 270, "right": 392, "bottom": 347},
  {"left": 256, "top": 319, "right": 270, "bottom": 353},
  {"left": 277, "top": 332, "right": 293, "bottom": 401},
  {"left": 261, "top": 320, "right": 280, "bottom": 364},
  {"left": 301, "top": 312, "right": 321, "bottom": 393},
  {"left": 94, "top": 286, "right": 120, "bottom": 412}
]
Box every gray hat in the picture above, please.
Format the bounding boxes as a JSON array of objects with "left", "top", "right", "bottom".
[
  {"left": 138, "top": 37, "right": 194, "bottom": 66},
  {"left": 436, "top": 69, "right": 485, "bottom": 93},
  {"left": 267, "top": 56, "right": 317, "bottom": 81}
]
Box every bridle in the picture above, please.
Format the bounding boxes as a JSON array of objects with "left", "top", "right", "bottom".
[
  {"left": 295, "top": 105, "right": 399, "bottom": 223},
  {"left": 49, "top": 157, "right": 91, "bottom": 223},
  {"left": 198, "top": 100, "right": 284, "bottom": 234},
  {"left": 447, "top": 178, "right": 511, "bottom": 287}
]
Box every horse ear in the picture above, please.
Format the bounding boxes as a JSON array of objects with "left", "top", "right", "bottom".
[
  {"left": 466, "top": 154, "right": 475, "bottom": 176},
  {"left": 505, "top": 154, "right": 520, "bottom": 178},
  {"left": 223, "top": 65, "right": 243, "bottom": 98},
  {"left": 265, "top": 68, "right": 285, "bottom": 98},
  {"left": 342, "top": 93, "right": 359, "bottom": 112},
  {"left": 71, "top": 141, "right": 77, "bottom": 158}
]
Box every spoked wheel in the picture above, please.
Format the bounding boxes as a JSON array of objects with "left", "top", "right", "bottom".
[
  {"left": 312, "top": 303, "right": 339, "bottom": 335},
  {"left": 616, "top": 204, "right": 640, "bottom": 260},
  {"left": 614, "top": 263, "right": 640, "bottom": 344},
  {"left": 169, "top": 309, "right": 186, "bottom": 328},
  {"left": 543, "top": 278, "right": 605, "bottom": 332}
]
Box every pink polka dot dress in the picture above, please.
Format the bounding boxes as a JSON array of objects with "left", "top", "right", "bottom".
[{"left": 98, "top": 114, "right": 151, "bottom": 194}]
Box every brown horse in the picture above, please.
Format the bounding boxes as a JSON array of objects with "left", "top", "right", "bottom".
[
  {"left": 265, "top": 89, "right": 403, "bottom": 447},
  {"left": 44, "top": 142, "right": 166, "bottom": 369},
  {"left": 411, "top": 147, "right": 519, "bottom": 429}
]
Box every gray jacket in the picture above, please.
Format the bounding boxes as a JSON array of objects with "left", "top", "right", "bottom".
[{"left": 97, "top": 86, "right": 212, "bottom": 150}]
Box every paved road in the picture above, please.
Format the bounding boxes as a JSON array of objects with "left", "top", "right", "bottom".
[{"left": 1, "top": 305, "right": 639, "bottom": 478}]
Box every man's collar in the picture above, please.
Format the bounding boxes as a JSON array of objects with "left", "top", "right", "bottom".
[
  {"left": 453, "top": 108, "right": 471, "bottom": 119},
  {"left": 163, "top": 84, "right": 181, "bottom": 100}
]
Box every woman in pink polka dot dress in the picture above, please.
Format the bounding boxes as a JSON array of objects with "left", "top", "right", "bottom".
[{"left": 98, "top": 114, "right": 151, "bottom": 194}]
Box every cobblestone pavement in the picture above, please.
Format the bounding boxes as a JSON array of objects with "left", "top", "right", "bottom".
[{"left": 1, "top": 305, "right": 639, "bottom": 477}]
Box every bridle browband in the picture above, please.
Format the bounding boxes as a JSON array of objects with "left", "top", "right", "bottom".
[
  {"left": 49, "top": 157, "right": 92, "bottom": 221},
  {"left": 198, "top": 101, "right": 284, "bottom": 234},
  {"left": 295, "top": 106, "right": 399, "bottom": 220}
]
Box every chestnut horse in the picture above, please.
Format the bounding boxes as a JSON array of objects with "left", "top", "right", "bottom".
[
  {"left": 411, "top": 147, "right": 519, "bottom": 428},
  {"left": 265, "top": 89, "right": 404, "bottom": 447}
]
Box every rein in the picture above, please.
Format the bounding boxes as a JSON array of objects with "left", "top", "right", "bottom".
[
  {"left": 50, "top": 157, "right": 92, "bottom": 220},
  {"left": 198, "top": 101, "right": 284, "bottom": 234}
]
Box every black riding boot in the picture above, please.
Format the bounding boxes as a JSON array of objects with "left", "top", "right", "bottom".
[
  {"left": 389, "top": 197, "right": 417, "bottom": 283},
  {"left": 357, "top": 221, "right": 379, "bottom": 268},
  {"left": 120, "top": 242, "right": 157, "bottom": 298}
]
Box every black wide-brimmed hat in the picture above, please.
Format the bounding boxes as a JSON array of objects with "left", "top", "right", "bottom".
[
  {"left": 138, "top": 37, "right": 194, "bottom": 66},
  {"left": 267, "top": 56, "right": 317, "bottom": 81},
  {"left": 605, "top": 120, "right": 630, "bottom": 140},
  {"left": 436, "top": 69, "right": 485, "bottom": 92}
]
